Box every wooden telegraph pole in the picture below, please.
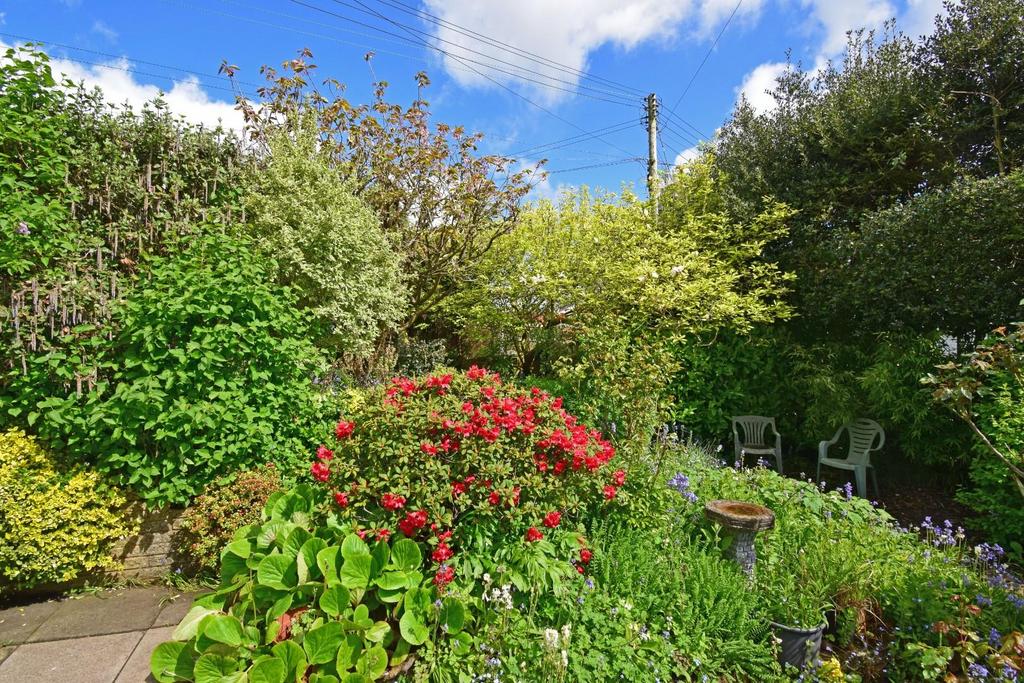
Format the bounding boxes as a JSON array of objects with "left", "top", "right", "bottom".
[{"left": 645, "top": 92, "right": 659, "bottom": 216}]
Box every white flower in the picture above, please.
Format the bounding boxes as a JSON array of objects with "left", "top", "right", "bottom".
[
  {"left": 482, "top": 572, "right": 492, "bottom": 585},
  {"left": 650, "top": 270, "right": 659, "bottom": 279},
  {"left": 543, "top": 628, "right": 560, "bottom": 650},
  {"left": 670, "top": 265, "right": 685, "bottom": 275}
]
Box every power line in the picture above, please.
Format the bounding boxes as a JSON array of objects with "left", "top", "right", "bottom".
[
  {"left": 546, "top": 157, "right": 644, "bottom": 174},
  {"left": 301, "top": 0, "right": 637, "bottom": 156},
  {"left": 661, "top": 107, "right": 708, "bottom": 140},
  {"left": 508, "top": 120, "right": 636, "bottom": 157},
  {"left": 366, "top": 0, "right": 645, "bottom": 97},
  {"left": 0, "top": 30, "right": 260, "bottom": 93},
  {"left": 664, "top": 0, "right": 742, "bottom": 124},
  {"left": 295, "top": 0, "right": 637, "bottom": 105},
  {"left": 659, "top": 117, "right": 701, "bottom": 148}
]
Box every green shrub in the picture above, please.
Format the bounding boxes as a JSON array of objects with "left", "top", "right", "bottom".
[
  {"left": 33, "top": 232, "right": 325, "bottom": 506},
  {"left": 150, "top": 484, "right": 470, "bottom": 683},
  {"left": 0, "top": 428, "right": 134, "bottom": 593},
  {"left": 313, "top": 367, "right": 624, "bottom": 591},
  {"left": 244, "top": 119, "right": 407, "bottom": 356},
  {"left": 176, "top": 465, "right": 284, "bottom": 574}
]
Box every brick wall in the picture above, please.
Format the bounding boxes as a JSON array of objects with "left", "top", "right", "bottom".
[{"left": 109, "top": 505, "right": 185, "bottom": 581}]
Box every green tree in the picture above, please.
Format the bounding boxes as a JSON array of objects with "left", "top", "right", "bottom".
[
  {"left": 233, "top": 52, "right": 536, "bottom": 333},
  {"left": 244, "top": 117, "right": 407, "bottom": 356}
]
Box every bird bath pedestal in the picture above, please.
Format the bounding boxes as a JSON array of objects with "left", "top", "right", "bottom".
[{"left": 704, "top": 499, "right": 775, "bottom": 578}]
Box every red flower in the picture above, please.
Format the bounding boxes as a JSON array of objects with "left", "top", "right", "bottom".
[
  {"left": 525, "top": 527, "right": 544, "bottom": 542},
  {"left": 335, "top": 420, "right": 355, "bottom": 439},
  {"left": 612, "top": 469, "right": 626, "bottom": 486},
  {"left": 462, "top": 401, "right": 475, "bottom": 415},
  {"left": 381, "top": 493, "right": 407, "bottom": 511},
  {"left": 316, "top": 445, "right": 334, "bottom": 461},
  {"left": 398, "top": 510, "right": 428, "bottom": 536},
  {"left": 434, "top": 564, "right": 455, "bottom": 589},
  {"left": 375, "top": 529, "right": 391, "bottom": 541},
  {"left": 437, "top": 530, "right": 453, "bottom": 542},
  {"left": 420, "top": 442, "right": 438, "bottom": 455},
  {"left": 333, "top": 491, "right": 349, "bottom": 508},
  {"left": 511, "top": 487, "right": 521, "bottom": 506},
  {"left": 603, "top": 485, "right": 618, "bottom": 500},
  {"left": 451, "top": 481, "right": 467, "bottom": 497},
  {"left": 576, "top": 565, "right": 585, "bottom": 574},
  {"left": 553, "top": 460, "right": 567, "bottom": 475},
  {"left": 542, "top": 511, "right": 562, "bottom": 528},
  {"left": 488, "top": 490, "right": 501, "bottom": 505},
  {"left": 580, "top": 548, "right": 593, "bottom": 564},
  {"left": 432, "top": 542, "right": 453, "bottom": 563},
  {"left": 466, "top": 365, "right": 487, "bottom": 380},
  {"left": 311, "top": 461, "right": 330, "bottom": 482},
  {"left": 355, "top": 529, "right": 368, "bottom": 540}
]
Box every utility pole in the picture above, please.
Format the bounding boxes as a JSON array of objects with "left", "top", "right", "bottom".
[{"left": 645, "top": 92, "right": 659, "bottom": 215}]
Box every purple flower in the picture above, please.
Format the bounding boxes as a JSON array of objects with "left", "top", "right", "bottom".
[
  {"left": 975, "top": 594, "right": 992, "bottom": 607},
  {"left": 966, "top": 662, "right": 989, "bottom": 681},
  {"left": 988, "top": 627, "right": 1001, "bottom": 647},
  {"left": 16, "top": 221, "right": 30, "bottom": 235}
]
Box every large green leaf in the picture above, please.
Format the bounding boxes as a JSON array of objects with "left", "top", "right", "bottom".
[
  {"left": 357, "top": 646, "right": 388, "bottom": 680},
  {"left": 398, "top": 610, "right": 428, "bottom": 645},
  {"left": 299, "top": 538, "right": 327, "bottom": 582},
  {"left": 439, "top": 598, "right": 466, "bottom": 634},
  {"left": 364, "top": 621, "right": 390, "bottom": 643},
  {"left": 173, "top": 605, "right": 220, "bottom": 641},
  {"left": 283, "top": 527, "right": 312, "bottom": 559},
  {"left": 201, "top": 614, "right": 245, "bottom": 647},
  {"left": 258, "top": 553, "right": 299, "bottom": 591},
  {"left": 389, "top": 539, "right": 421, "bottom": 571},
  {"left": 373, "top": 571, "right": 407, "bottom": 591},
  {"left": 271, "top": 640, "right": 307, "bottom": 683},
  {"left": 336, "top": 633, "right": 363, "bottom": 672},
  {"left": 340, "top": 534, "right": 370, "bottom": 561},
  {"left": 319, "top": 585, "right": 351, "bottom": 617},
  {"left": 150, "top": 641, "right": 196, "bottom": 683},
  {"left": 194, "top": 653, "right": 239, "bottom": 683},
  {"left": 317, "top": 546, "right": 342, "bottom": 587},
  {"left": 248, "top": 656, "right": 286, "bottom": 683},
  {"left": 339, "top": 554, "right": 371, "bottom": 590},
  {"left": 303, "top": 622, "right": 344, "bottom": 665}
]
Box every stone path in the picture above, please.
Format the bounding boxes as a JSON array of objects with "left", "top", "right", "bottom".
[{"left": 0, "top": 587, "right": 197, "bottom": 683}]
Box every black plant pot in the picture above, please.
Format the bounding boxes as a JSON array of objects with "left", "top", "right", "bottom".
[{"left": 770, "top": 621, "right": 825, "bottom": 671}]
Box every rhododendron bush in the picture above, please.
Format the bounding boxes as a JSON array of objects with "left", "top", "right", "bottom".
[{"left": 310, "top": 367, "right": 625, "bottom": 588}]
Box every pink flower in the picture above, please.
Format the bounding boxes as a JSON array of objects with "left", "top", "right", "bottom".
[
  {"left": 335, "top": 420, "right": 355, "bottom": 439},
  {"left": 316, "top": 445, "right": 334, "bottom": 461}
]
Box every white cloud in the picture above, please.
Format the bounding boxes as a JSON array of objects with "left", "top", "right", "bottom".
[
  {"left": 1, "top": 40, "right": 242, "bottom": 131},
  {"left": 696, "top": 0, "right": 767, "bottom": 35},
  {"left": 421, "top": 0, "right": 762, "bottom": 102},
  {"left": 735, "top": 60, "right": 787, "bottom": 114},
  {"left": 800, "top": 0, "right": 897, "bottom": 56},
  {"left": 91, "top": 20, "right": 119, "bottom": 43},
  {"left": 673, "top": 145, "right": 700, "bottom": 167},
  {"left": 900, "top": 0, "right": 947, "bottom": 39}
]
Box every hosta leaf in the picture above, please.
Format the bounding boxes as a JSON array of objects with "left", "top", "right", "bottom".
[
  {"left": 341, "top": 533, "right": 370, "bottom": 561},
  {"left": 357, "top": 646, "right": 388, "bottom": 680},
  {"left": 248, "top": 656, "right": 286, "bottom": 683},
  {"left": 440, "top": 598, "right": 466, "bottom": 634},
  {"left": 339, "top": 554, "right": 371, "bottom": 590},
  {"left": 398, "top": 610, "right": 428, "bottom": 645},
  {"left": 336, "top": 633, "right": 363, "bottom": 672}
]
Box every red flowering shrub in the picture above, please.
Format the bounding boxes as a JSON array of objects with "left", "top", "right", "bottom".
[{"left": 307, "top": 367, "right": 623, "bottom": 586}]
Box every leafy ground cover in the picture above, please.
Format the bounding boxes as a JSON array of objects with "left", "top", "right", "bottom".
[{"left": 149, "top": 371, "right": 1024, "bottom": 683}]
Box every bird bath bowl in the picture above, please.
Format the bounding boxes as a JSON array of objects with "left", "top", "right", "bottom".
[{"left": 704, "top": 499, "right": 775, "bottom": 578}]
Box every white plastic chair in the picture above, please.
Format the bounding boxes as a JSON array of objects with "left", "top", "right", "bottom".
[
  {"left": 731, "top": 416, "right": 783, "bottom": 473},
  {"left": 817, "top": 419, "right": 885, "bottom": 499}
]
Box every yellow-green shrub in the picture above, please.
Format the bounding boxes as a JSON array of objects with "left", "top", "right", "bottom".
[{"left": 0, "top": 428, "right": 134, "bottom": 593}]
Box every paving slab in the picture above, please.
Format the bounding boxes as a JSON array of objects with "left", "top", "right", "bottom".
[
  {"left": 0, "top": 647, "right": 13, "bottom": 666},
  {"left": 114, "top": 626, "right": 173, "bottom": 683},
  {"left": 28, "top": 588, "right": 166, "bottom": 643},
  {"left": 152, "top": 592, "right": 198, "bottom": 628},
  {"left": 0, "top": 631, "right": 143, "bottom": 683},
  {"left": 0, "top": 599, "right": 61, "bottom": 645}
]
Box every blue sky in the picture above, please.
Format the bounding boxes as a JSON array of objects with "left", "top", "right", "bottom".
[{"left": 1, "top": 0, "right": 944, "bottom": 198}]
